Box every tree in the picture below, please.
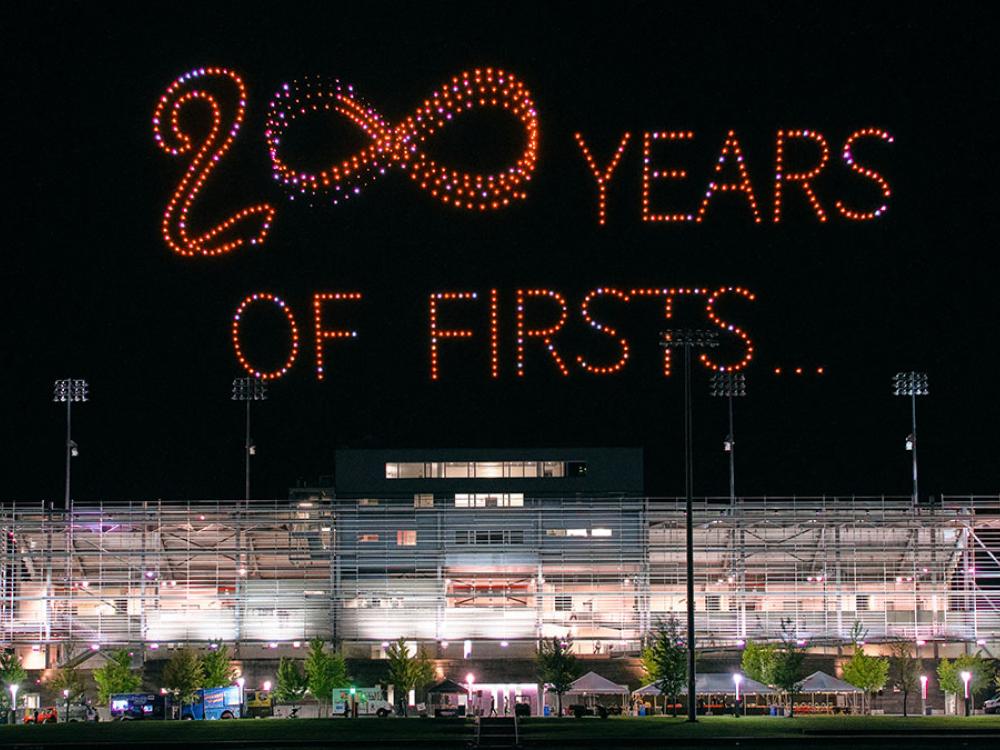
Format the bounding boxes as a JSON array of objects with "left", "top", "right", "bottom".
[
  {"left": 842, "top": 646, "right": 889, "bottom": 714},
  {"left": 938, "top": 654, "right": 992, "bottom": 704},
  {"left": 163, "top": 647, "right": 205, "bottom": 705},
  {"left": 274, "top": 657, "right": 308, "bottom": 704},
  {"left": 48, "top": 664, "right": 86, "bottom": 704},
  {"left": 641, "top": 617, "right": 686, "bottom": 716},
  {"left": 0, "top": 650, "right": 28, "bottom": 713},
  {"left": 304, "top": 638, "right": 349, "bottom": 717},
  {"left": 411, "top": 647, "right": 436, "bottom": 697},
  {"left": 741, "top": 641, "right": 778, "bottom": 686},
  {"left": 770, "top": 621, "right": 806, "bottom": 717},
  {"left": 92, "top": 649, "right": 142, "bottom": 705},
  {"left": 386, "top": 637, "right": 415, "bottom": 715},
  {"left": 199, "top": 641, "right": 238, "bottom": 688},
  {"left": 889, "top": 640, "right": 921, "bottom": 717},
  {"left": 384, "top": 638, "right": 435, "bottom": 715},
  {"left": 536, "top": 637, "right": 581, "bottom": 717}
]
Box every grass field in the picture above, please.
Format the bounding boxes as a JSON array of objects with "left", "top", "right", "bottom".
[{"left": 2, "top": 714, "right": 999, "bottom": 746}]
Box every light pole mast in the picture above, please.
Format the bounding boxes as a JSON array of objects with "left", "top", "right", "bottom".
[
  {"left": 232, "top": 377, "right": 267, "bottom": 505},
  {"left": 660, "top": 329, "right": 718, "bottom": 723},
  {"left": 53, "top": 379, "right": 88, "bottom": 511},
  {"left": 892, "top": 372, "right": 928, "bottom": 505},
  {"left": 710, "top": 372, "right": 746, "bottom": 508}
]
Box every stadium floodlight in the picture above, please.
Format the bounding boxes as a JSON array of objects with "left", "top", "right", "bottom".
[
  {"left": 660, "top": 329, "right": 718, "bottom": 723},
  {"left": 892, "top": 372, "right": 928, "bottom": 505},
  {"left": 53, "top": 378, "right": 89, "bottom": 511},
  {"left": 710, "top": 372, "right": 746, "bottom": 508},
  {"left": 232, "top": 377, "right": 267, "bottom": 504}
]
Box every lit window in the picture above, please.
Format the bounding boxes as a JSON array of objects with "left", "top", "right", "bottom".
[
  {"left": 397, "top": 530, "right": 417, "bottom": 546},
  {"left": 566, "top": 529, "right": 588, "bottom": 537},
  {"left": 358, "top": 533, "right": 379, "bottom": 543},
  {"left": 591, "top": 528, "right": 613, "bottom": 537},
  {"left": 474, "top": 462, "right": 504, "bottom": 478},
  {"left": 545, "top": 529, "right": 567, "bottom": 537},
  {"left": 414, "top": 494, "right": 434, "bottom": 508},
  {"left": 542, "top": 461, "right": 565, "bottom": 477},
  {"left": 453, "top": 493, "right": 525, "bottom": 508},
  {"left": 444, "top": 462, "right": 469, "bottom": 478}
]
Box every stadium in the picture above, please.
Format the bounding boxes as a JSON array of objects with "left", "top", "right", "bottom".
[{"left": 2, "top": 449, "right": 997, "bottom": 677}]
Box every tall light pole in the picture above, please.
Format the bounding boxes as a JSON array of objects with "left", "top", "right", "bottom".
[
  {"left": 53, "top": 379, "right": 88, "bottom": 511},
  {"left": 892, "top": 372, "right": 928, "bottom": 505},
  {"left": 711, "top": 371, "right": 747, "bottom": 642},
  {"left": 660, "top": 329, "right": 718, "bottom": 723},
  {"left": 232, "top": 377, "right": 267, "bottom": 504},
  {"left": 710, "top": 372, "right": 746, "bottom": 508}
]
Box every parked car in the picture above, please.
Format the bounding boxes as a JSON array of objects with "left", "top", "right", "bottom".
[
  {"left": 984, "top": 694, "right": 1000, "bottom": 714},
  {"left": 23, "top": 706, "right": 58, "bottom": 724}
]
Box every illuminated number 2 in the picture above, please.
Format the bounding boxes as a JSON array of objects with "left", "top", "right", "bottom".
[{"left": 153, "top": 67, "right": 275, "bottom": 257}]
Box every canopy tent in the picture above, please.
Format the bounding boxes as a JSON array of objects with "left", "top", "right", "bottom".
[
  {"left": 565, "top": 671, "right": 630, "bottom": 695},
  {"left": 426, "top": 678, "right": 469, "bottom": 717},
  {"left": 427, "top": 678, "right": 468, "bottom": 694},
  {"left": 790, "top": 671, "right": 863, "bottom": 715},
  {"left": 633, "top": 673, "right": 772, "bottom": 696},
  {"left": 798, "top": 671, "right": 863, "bottom": 694}
]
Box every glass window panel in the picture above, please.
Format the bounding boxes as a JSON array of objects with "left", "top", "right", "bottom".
[
  {"left": 591, "top": 528, "right": 613, "bottom": 537},
  {"left": 454, "top": 494, "right": 469, "bottom": 508},
  {"left": 542, "top": 461, "right": 565, "bottom": 477},
  {"left": 384, "top": 463, "right": 398, "bottom": 479},
  {"left": 522, "top": 462, "right": 539, "bottom": 478},
  {"left": 509, "top": 494, "right": 524, "bottom": 507},
  {"left": 397, "top": 463, "right": 425, "bottom": 479},
  {"left": 396, "top": 530, "right": 417, "bottom": 546},
  {"left": 444, "top": 462, "right": 469, "bottom": 478},
  {"left": 475, "top": 462, "right": 504, "bottom": 478}
]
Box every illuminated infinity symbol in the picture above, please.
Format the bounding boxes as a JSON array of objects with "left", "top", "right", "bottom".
[
  {"left": 265, "top": 67, "right": 540, "bottom": 210},
  {"left": 153, "top": 67, "right": 276, "bottom": 257}
]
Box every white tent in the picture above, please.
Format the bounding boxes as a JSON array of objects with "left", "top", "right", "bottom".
[
  {"left": 798, "top": 671, "right": 863, "bottom": 694},
  {"left": 566, "top": 671, "right": 630, "bottom": 695},
  {"left": 634, "top": 673, "right": 772, "bottom": 696}
]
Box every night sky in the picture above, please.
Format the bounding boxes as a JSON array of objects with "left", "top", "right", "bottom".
[{"left": 4, "top": 4, "right": 998, "bottom": 502}]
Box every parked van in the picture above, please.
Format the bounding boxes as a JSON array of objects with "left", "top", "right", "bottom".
[{"left": 332, "top": 687, "right": 393, "bottom": 717}]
